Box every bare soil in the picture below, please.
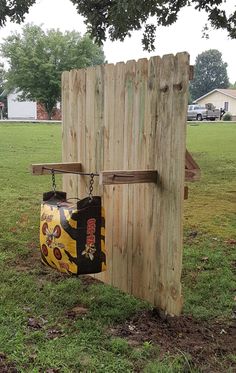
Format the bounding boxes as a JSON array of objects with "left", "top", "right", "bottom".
[
  {"left": 110, "top": 309, "right": 236, "bottom": 373},
  {"left": 0, "top": 353, "right": 18, "bottom": 373}
]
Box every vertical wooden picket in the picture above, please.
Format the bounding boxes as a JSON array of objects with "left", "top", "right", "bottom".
[
  {"left": 62, "top": 70, "right": 78, "bottom": 197},
  {"left": 100, "top": 63, "right": 115, "bottom": 284},
  {"left": 61, "top": 52, "right": 190, "bottom": 315},
  {"left": 123, "top": 60, "right": 136, "bottom": 294},
  {"left": 76, "top": 69, "right": 86, "bottom": 197},
  {"left": 110, "top": 62, "right": 127, "bottom": 290}
]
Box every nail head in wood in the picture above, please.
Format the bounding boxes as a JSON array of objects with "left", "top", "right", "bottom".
[{"left": 99, "top": 170, "right": 158, "bottom": 185}]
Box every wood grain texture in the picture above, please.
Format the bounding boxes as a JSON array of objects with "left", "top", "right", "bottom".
[
  {"left": 31, "top": 162, "right": 82, "bottom": 175},
  {"left": 62, "top": 53, "right": 190, "bottom": 315},
  {"left": 111, "top": 62, "right": 126, "bottom": 290},
  {"left": 99, "top": 170, "right": 158, "bottom": 185},
  {"left": 124, "top": 60, "right": 136, "bottom": 293},
  {"left": 99, "top": 63, "right": 116, "bottom": 284},
  {"left": 62, "top": 71, "right": 70, "bottom": 193},
  {"left": 185, "top": 149, "right": 201, "bottom": 181},
  {"left": 76, "top": 69, "right": 87, "bottom": 197}
]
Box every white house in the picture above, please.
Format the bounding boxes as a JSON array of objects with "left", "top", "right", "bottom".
[
  {"left": 7, "top": 91, "right": 61, "bottom": 120},
  {"left": 194, "top": 89, "right": 236, "bottom": 118},
  {"left": 7, "top": 92, "right": 37, "bottom": 120}
]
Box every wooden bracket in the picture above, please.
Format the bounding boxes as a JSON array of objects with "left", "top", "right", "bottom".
[
  {"left": 31, "top": 150, "right": 200, "bottom": 181},
  {"left": 31, "top": 163, "right": 190, "bottom": 200},
  {"left": 185, "top": 150, "right": 201, "bottom": 181},
  {"left": 184, "top": 186, "right": 188, "bottom": 200},
  {"left": 31, "top": 151, "right": 199, "bottom": 201},
  {"left": 189, "top": 65, "right": 194, "bottom": 80},
  {"left": 31, "top": 162, "right": 82, "bottom": 175},
  {"left": 99, "top": 170, "right": 158, "bottom": 185}
]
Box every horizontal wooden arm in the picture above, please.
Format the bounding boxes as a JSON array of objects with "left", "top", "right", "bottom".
[
  {"left": 99, "top": 170, "right": 158, "bottom": 185},
  {"left": 185, "top": 168, "right": 201, "bottom": 182},
  {"left": 31, "top": 162, "right": 82, "bottom": 175},
  {"left": 31, "top": 162, "right": 200, "bottom": 184}
]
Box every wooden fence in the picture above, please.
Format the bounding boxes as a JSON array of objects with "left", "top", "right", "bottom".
[{"left": 61, "top": 52, "right": 190, "bottom": 315}]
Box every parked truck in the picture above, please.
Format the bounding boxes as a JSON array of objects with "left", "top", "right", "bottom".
[{"left": 187, "top": 103, "right": 220, "bottom": 121}]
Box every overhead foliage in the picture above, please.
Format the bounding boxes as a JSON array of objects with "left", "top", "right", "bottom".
[
  {"left": 0, "top": 1, "right": 236, "bottom": 51},
  {"left": 71, "top": 0, "right": 236, "bottom": 50},
  {"left": 0, "top": 24, "right": 105, "bottom": 119},
  {"left": 190, "top": 49, "right": 229, "bottom": 101},
  {"left": 0, "top": 0, "right": 35, "bottom": 27}
]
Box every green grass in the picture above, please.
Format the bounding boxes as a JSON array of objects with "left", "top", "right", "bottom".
[
  {"left": 185, "top": 122, "right": 236, "bottom": 238},
  {"left": 183, "top": 122, "right": 236, "bottom": 319},
  {"left": 0, "top": 121, "right": 235, "bottom": 372}
]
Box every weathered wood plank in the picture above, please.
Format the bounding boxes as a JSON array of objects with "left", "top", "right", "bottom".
[
  {"left": 68, "top": 70, "right": 79, "bottom": 197},
  {"left": 184, "top": 186, "right": 189, "bottom": 200},
  {"left": 99, "top": 63, "right": 116, "bottom": 285},
  {"left": 131, "top": 58, "right": 148, "bottom": 299},
  {"left": 185, "top": 149, "right": 201, "bottom": 181},
  {"left": 93, "top": 64, "right": 113, "bottom": 284},
  {"left": 99, "top": 170, "right": 158, "bottom": 184},
  {"left": 189, "top": 65, "right": 194, "bottom": 80},
  {"left": 31, "top": 162, "right": 82, "bottom": 175},
  {"left": 111, "top": 61, "right": 126, "bottom": 290},
  {"left": 153, "top": 53, "right": 176, "bottom": 312},
  {"left": 62, "top": 71, "right": 70, "bottom": 192},
  {"left": 123, "top": 60, "right": 136, "bottom": 293},
  {"left": 76, "top": 68, "right": 87, "bottom": 197},
  {"left": 163, "top": 52, "right": 190, "bottom": 315},
  {"left": 142, "top": 56, "right": 161, "bottom": 304},
  {"left": 85, "top": 67, "right": 96, "bottom": 178},
  {"left": 90, "top": 64, "right": 105, "bottom": 282},
  {"left": 185, "top": 168, "right": 201, "bottom": 181}
]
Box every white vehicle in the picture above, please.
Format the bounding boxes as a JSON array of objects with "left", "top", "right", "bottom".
[{"left": 187, "top": 104, "right": 220, "bottom": 121}]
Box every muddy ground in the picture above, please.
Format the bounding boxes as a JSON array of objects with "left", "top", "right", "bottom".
[{"left": 109, "top": 308, "right": 235, "bottom": 372}]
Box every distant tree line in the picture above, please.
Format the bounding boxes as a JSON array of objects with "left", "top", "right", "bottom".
[
  {"left": 190, "top": 49, "right": 230, "bottom": 102},
  {"left": 0, "top": 24, "right": 105, "bottom": 119}
]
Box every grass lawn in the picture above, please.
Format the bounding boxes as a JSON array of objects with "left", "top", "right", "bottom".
[{"left": 0, "top": 121, "right": 235, "bottom": 372}]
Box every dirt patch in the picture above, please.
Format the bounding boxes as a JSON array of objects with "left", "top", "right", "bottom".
[
  {"left": 80, "top": 275, "right": 103, "bottom": 286},
  {"left": 8, "top": 242, "right": 41, "bottom": 271},
  {"left": 110, "top": 310, "right": 236, "bottom": 373},
  {"left": 66, "top": 305, "right": 89, "bottom": 319},
  {"left": 0, "top": 353, "right": 18, "bottom": 373},
  {"left": 9, "top": 247, "right": 69, "bottom": 282}
]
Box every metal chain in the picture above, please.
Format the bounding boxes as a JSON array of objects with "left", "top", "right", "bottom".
[
  {"left": 42, "top": 167, "right": 99, "bottom": 177},
  {"left": 49, "top": 168, "right": 97, "bottom": 199},
  {"left": 51, "top": 169, "right": 56, "bottom": 193},
  {"left": 88, "top": 173, "right": 94, "bottom": 200}
]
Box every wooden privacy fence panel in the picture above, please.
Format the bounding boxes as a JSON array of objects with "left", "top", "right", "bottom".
[{"left": 62, "top": 52, "right": 190, "bottom": 315}]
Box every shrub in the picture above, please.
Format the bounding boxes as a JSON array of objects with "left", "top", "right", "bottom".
[{"left": 222, "top": 112, "right": 232, "bottom": 121}]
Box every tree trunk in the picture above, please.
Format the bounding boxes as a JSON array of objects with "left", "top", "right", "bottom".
[
  {"left": 44, "top": 101, "right": 55, "bottom": 121},
  {"left": 47, "top": 110, "right": 53, "bottom": 120}
]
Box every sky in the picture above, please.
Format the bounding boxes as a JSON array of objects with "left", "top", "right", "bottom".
[{"left": 0, "top": 0, "right": 235, "bottom": 83}]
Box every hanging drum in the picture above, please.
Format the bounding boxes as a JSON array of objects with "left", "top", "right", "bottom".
[{"left": 40, "top": 191, "right": 106, "bottom": 275}]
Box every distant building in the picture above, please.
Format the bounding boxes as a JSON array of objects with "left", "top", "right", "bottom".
[
  {"left": 7, "top": 92, "right": 36, "bottom": 120},
  {"left": 0, "top": 101, "right": 5, "bottom": 119},
  {"left": 194, "top": 89, "right": 236, "bottom": 119},
  {"left": 7, "top": 91, "right": 61, "bottom": 120}
]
